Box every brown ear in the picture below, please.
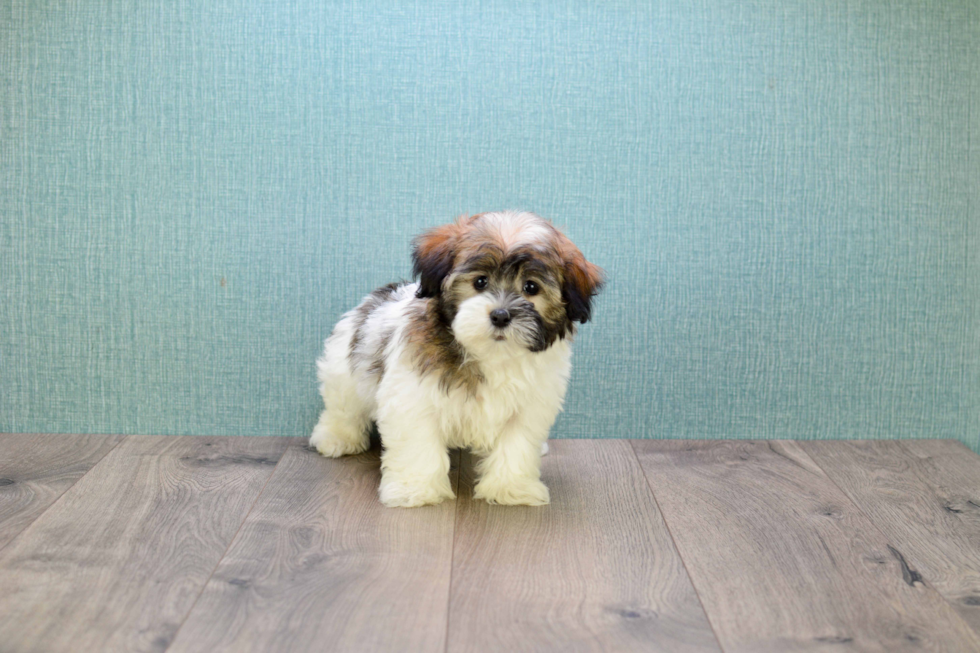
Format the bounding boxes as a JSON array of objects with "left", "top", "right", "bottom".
[
  {"left": 411, "top": 220, "right": 464, "bottom": 298},
  {"left": 556, "top": 233, "right": 604, "bottom": 323}
]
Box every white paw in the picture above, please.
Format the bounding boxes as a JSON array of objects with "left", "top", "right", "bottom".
[
  {"left": 378, "top": 474, "right": 455, "bottom": 508},
  {"left": 540, "top": 441, "right": 549, "bottom": 456},
  {"left": 309, "top": 420, "right": 368, "bottom": 458},
  {"left": 474, "top": 478, "right": 550, "bottom": 506}
]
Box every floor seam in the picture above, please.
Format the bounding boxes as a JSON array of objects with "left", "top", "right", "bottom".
[
  {"left": 0, "top": 433, "right": 129, "bottom": 558},
  {"left": 628, "top": 439, "right": 728, "bottom": 653},
  {"left": 163, "top": 439, "right": 295, "bottom": 652}
]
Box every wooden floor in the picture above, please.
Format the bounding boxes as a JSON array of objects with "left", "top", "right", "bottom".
[{"left": 1, "top": 436, "right": 980, "bottom": 652}]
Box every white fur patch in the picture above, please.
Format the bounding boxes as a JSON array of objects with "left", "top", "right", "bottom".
[{"left": 481, "top": 210, "right": 553, "bottom": 250}]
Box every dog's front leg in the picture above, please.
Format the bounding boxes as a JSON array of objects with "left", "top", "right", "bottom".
[
  {"left": 376, "top": 412, "right": 454, "bottom": 508},
  {"left": 473, "top": 421, "right": 550, "bottom": 506}
]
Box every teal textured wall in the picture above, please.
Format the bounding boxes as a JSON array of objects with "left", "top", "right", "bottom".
[{"left": 1, "top": 1, "right": 978, "bottom": 446}]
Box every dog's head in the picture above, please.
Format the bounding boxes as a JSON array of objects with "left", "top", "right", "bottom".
[{"left": 411, "top": 211, "right": 604, "bottom": 354}]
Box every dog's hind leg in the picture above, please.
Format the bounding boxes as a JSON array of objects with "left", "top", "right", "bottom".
[
  {"left": 310, "top": 329, "right": 373, "bottom": 458},
  {"left": 310, "top": 385, "right": 372, "bottom": 458}
]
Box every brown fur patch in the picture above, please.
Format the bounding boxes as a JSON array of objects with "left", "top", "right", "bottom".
[
  {"left": 412, "top": 218, "right": 472, "bottom": 298},
  {"left": 349, "top": 282, "right": 400, "bottom": 366},
  {"left": 367, "top": 328, "right": 394, "bottom": 379},
  {"left": 549, "top": 226, "right": 605, "bottom": 323},
  {"left": 404, "top": 299, "right": 484, "bottom": 394}
]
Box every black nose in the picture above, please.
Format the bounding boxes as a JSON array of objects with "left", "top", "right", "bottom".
[{"left": 490, "top": 308, "right": 511, "bottom": 328}]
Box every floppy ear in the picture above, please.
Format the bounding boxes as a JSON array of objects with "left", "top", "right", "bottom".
[
  {"left": 558, "top": 236, "right": 604, "bottom": 324},
  {"left": 412, "top": 221, "right": 463, "bottom": 298}
]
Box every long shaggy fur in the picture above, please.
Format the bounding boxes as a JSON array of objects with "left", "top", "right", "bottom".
[{"left": 310, "top": 211, "right": 603, "bottom": 507}]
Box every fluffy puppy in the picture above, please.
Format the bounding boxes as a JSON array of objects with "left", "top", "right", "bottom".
[{"left": 310, "top": 211, "right": 603, "bottom": 507}]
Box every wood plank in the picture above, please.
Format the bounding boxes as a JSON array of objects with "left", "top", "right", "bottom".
[
  {"left": 167, "top": 445, "right": 460, "bottom": 653},
  {"left": 0, "top": 435, "right": 294, "bottom": 653},
  {"left": 803, "top": 439, "right": 980, "bottom": 636},
  {"left": 632, "top": 440, "right": 980, "bottom": 652},
  {"left": 0, "top": 433, "right": 123, "bottom": 551},
  {"left": 447, "top": 439, "right": 721, "bottom": 653}
]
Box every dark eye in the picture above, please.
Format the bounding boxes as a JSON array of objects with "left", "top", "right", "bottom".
[
  {"left": 523, "top": 280, "right": 540, "bottom": 296},
  {"left": 473, "top": 276, "right": 489, "bottom": 291}
]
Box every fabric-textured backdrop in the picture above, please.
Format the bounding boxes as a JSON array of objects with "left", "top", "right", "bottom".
[{"left": 2, "top": 1, "right": 978, "bottom": 447}]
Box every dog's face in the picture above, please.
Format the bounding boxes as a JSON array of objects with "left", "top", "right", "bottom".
[{"left": 411, "top": 212, "right": 603, "bottom": 355}]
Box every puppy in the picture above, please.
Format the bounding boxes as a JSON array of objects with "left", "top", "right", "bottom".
[{"left": 310, "top": 211, "right": 603, "bottom": 507}]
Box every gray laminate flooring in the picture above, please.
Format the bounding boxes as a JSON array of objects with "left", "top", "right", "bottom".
[{"left": 1, "top": 434, "right": 979, "bottom": 652}]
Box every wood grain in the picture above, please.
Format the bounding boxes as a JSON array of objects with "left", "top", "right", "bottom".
[
  {"left": 167, "top": 445, "right": 460, "bottom": 653},
  {"left": 447, "top": 439, "right": 721, "bottom": 653},
  {"left": 632, "top": 439, "right": 980, "bottom": 652},
  {"left": 0, "top": 435, "right": 293, "bottom": 653},
  {"left": 0, "top": 433, "right": 123, "bottom": 551},
  {"left": 803, "top": 439, "right": 980, "bottom": 635}
]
